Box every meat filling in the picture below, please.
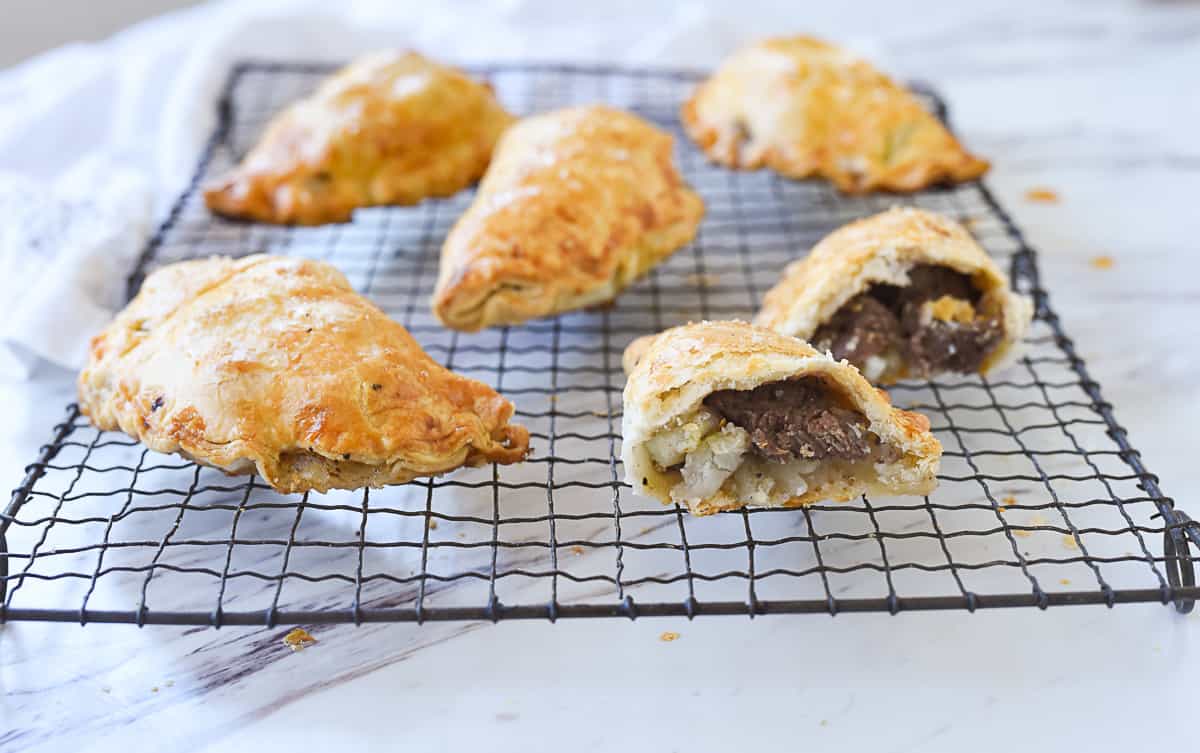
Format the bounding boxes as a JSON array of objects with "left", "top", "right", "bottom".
[
  {"left": 704, "top": 378, "right": 874, "bottom": 463},
  {"left": 813, "top": 264, "right": 1003, "bottom": 378}
]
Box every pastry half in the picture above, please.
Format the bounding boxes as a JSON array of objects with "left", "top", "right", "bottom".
[
  {"left": 432, "top": 105, "right": 705, "bottom": 331},
  {"left": 79, "top": 255, "right": 529, "bottom": 494},
  {"left": 622, "top": 321, "right": 941, "bottom": 516},
  {"left": 681, "top": 36, "right": 989, "bottom": 193},
  {"left": 204, "top": 51, "right": 514, "bottom": 225},
  {"left": 755, "top": 207, "right": 1034, "bottom": 384}
]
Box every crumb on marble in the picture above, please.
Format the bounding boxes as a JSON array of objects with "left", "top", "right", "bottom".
[
  {"left": 1062, "top": 535, "right": 1079, "bottom": 550},
  {"left": 283, "top": 627, "right": 318, "bottom": 652},
  {"left": 659, "top": 631, "right": 680, "bottom": 642},
  {"left": 1090, "top": 255, "right": 1114, "bottom": 270},
  {"left": 1024, "top": 187, "right": 1060, "bottom": 203}
]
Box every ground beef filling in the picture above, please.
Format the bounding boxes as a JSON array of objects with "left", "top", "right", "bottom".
[
  {"left": 813, "top": 264, "right": 1004, "bottom": 377},
  {"left": 703, "top": 378, "right": 873, "bottom": 463}
]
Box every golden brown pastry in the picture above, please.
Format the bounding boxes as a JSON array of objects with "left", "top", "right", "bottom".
[
  {"left": 78, "top": 255, "right": 529, "bottom": 494},
  {"left": 622, "top": 321, "right": 941, "bottom": 516},
  {"left": 681, "top": 36, "right": 989, "bottom": 193},
  {"left": 755, "top": 207, "right": 1033, "bottom": 384},
  {"left": 204, "top": 51, "right": 514, "bottom": 225},
  {"left": 432, "top": 105, "right": 705, "bottom": 331}
]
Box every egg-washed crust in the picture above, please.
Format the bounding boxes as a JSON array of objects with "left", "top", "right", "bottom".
[
  {"left": 204, "top": 51, "right": 514, "bottom": 225},
  {"left": 78, "top": 255, "right": 529, "bottom": 494},
  {"left": 432, "top": 105, "right": 705, "bottom": 332},
  {"left": 754, "top": 207, "right": 1033, "bottom": 382},
  {"left": 681, "top": 36, "right": 989, "bottom": 193},
  {"left": 621, "top": 321, "right": 941, "bottom": 516}
]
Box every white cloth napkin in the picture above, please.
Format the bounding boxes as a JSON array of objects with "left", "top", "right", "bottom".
[{"left": 0, "top": 155, "right": 151, "bottom": 378}]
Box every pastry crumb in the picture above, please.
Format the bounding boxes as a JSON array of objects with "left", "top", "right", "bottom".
[
  {"left": 283, "top": 627, "right": 318, "bottom": 652},
  {"left": 1062, "top": 535, "right": 1079, "bottom": 550},
  {"left": 820, "top": 719, "right": 829, "bottom": 727},
  {"left": 570, "top": 545, "right": 584, "bottom": 556},
  {"left": 1090, "top": 255, "right": 1114, "bottom": 270},
  {"left": 151, "top": 687, "right": 159, "bottom": 693},
  {"left": 1013, "top": 528, "right": 1031, "bottom": 538},
  {"left": 659, "top": 631, "right": 680, "bottom": 642},
  {"left": 1024, "top": 187, "right": 1060, "bottom": 203},
  {"left": 427, "top": 518, "right": 438, "bottom": 530},
  {"left": 1060, "top": 578, "right": 1071, "bottom": 586},
  {"left": 684, "top": 272, "right": 721, "bottom": 288}
]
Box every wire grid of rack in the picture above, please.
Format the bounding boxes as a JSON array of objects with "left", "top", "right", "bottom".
[{"left": 2, "top": 62, "right": 1196, "bottom": 627}]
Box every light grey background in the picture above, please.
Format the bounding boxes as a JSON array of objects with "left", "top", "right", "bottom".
[{"left": 0, "top": 0, "right": 200, "bottom": 68}]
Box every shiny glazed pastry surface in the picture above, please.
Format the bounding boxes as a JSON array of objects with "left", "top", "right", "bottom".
[
  {"left": 78, "top": 255, "right": 529, "bottom": 493},
  {"left": 682, "top": 36, "right": 989, "bottom": 193},
  {"left": 432, "top": 105, "right": 705, "bottom": 331},
  {"left": 204, "top": 51, "right": 514, "bottom": 225}
]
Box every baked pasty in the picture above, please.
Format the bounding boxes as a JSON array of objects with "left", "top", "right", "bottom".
[
  {"left": 681, "top": 36, "right": 989, "bottom": 193},
  {"left": 432, "top": 105, "right": 705, "bottom": 331},
  {"left": 78, "top": 255, "right": 529, "bottom": 494},
  {"left": 204, "top": 51, "right": 514, "bottom": 225},
  {"left": 755, "top": 207, "right": 1034, "bottom": 384},
  {"left": 622, "top": 321, "right": 941, "bottom": 516}
]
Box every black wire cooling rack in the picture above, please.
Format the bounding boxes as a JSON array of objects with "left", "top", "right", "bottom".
[{"left": 3, "top": 62, "right": 1196, "bottom": 627}]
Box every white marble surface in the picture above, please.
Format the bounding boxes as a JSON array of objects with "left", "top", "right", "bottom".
[{"left": 2, "top": 1, "right": 1200, "bottom": 751}]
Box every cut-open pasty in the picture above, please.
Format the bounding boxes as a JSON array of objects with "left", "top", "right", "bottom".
[
  {"left": 756, "top": 208, "right": 1033, "bottom": 384},
  {"left": 79, "top": 255, "right": 529, "bottom": 493},
  {"left": 681, "top": 36, "right": 989, "bottom": 193},
  {"left": 204, "top": 51, "right": 514, "bottom": 225},
  {"left": 622, "top": 321, "right": 941, "bottom": 516},
  {"left": 432, "top": 105, "right": 704, "bottom": 331}
]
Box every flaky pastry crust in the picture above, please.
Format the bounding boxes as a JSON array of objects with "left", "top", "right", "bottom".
[
  {"left": 78, "top": 255, "right": 529, "bottom": 493},
  {"left": 204, "top": 51, "right": 514, "bottom": 225},
  {"left": 681, "top": 36, "right": 989, "bottom": 193},
  {"left": 432, "top": 105, "right": 704, "bottom": 331}
]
